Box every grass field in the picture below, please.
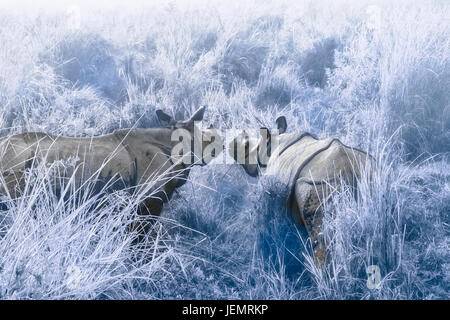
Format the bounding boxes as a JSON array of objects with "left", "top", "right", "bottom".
[{"left": 0, "top": 0, "right": 448, "bottom": 299}]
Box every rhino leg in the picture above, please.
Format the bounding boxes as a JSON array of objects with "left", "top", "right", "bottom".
[
  {"left": 129, "top": 174, "right": 182, "bottom": 242},
  {"left": 128, "top": 192, "right": 165, "bottom": 243},
  {"left": 137, "top": 196, "right": 164, "bottom": 217},
  {"left": 294, "top": 179, "right": 331, "bottom": 267}
]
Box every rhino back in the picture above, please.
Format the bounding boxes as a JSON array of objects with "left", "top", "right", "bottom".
[
  {"left": 0, "top": 132, "right": 137, "bottom": 193},
  {"left": 299, "top": 140, "right": 369, "bottom": 184},
  {"left": 0, "top": 133, "right": 41, "bottom": 172},
  {"left": 266, "top": 134, "right": 334, "bottom": 187},
  {"left": 265, "top": 132, "right": 371, "bottom": 189}
]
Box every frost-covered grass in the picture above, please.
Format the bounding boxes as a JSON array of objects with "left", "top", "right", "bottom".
[{"left": 0, "top": 0, "right": 449, "bottom": 299}]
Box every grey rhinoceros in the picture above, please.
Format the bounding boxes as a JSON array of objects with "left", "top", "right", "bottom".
[
  {"left": 230, "top": 116, "right": 374, "bottom": 266},
  {"left": 0, "top": 106, "right": 209, "bottom": 235}
]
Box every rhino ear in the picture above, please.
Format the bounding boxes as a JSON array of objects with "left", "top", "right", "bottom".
[
  {"left": 276, "top": 116, "right": 287, "bottom": 134},
  {"left": 156, "top": 109, "right": 174, "bottom": 125},
  {"left": 189, "top": 106, "right": 206, "bottom": 122}
]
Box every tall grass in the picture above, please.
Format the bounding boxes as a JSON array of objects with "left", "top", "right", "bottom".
[
  {"left": 0, "top": 144, "right": 204, "bottom": 299},
  {"left": 0, "top": 0, "right": 448, "bottom": 299}
]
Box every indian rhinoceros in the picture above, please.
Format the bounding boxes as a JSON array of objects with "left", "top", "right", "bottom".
[
  {"left": 230, "top": 116, "right": 373, "bottom": 266},
  {"left": 0, "top": 106, "right": 210, "bottom": 236}
]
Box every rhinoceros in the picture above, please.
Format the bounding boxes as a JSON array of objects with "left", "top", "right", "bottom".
[
  {"left": 230, "top": 116, "right": 373, "bottom": 266},
  {"left": 0, "top": 106, "right": 209, "bottom": 235}
]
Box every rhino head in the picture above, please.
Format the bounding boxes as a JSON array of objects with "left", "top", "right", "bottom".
[
  {"left": 155, "top": 106, "right": 220, "bottom": 166},
  {"left": 229, "top": 116, "right": 287, "bottom": 177}
]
